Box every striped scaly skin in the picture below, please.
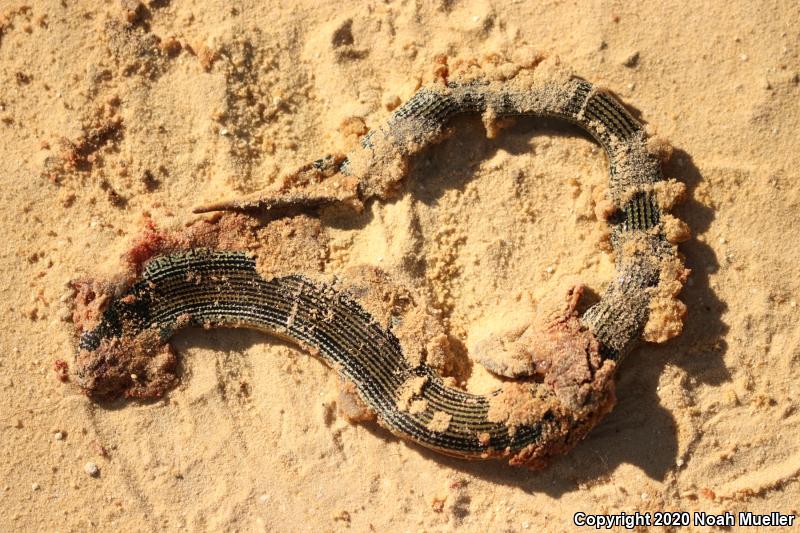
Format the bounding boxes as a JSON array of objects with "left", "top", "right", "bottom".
[{"left": 76, "top": 77, "right": 684, "bottom": 467}]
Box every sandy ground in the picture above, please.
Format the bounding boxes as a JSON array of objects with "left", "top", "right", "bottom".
[{"left": 1, "top": 0, "right": 799, "bottom": 531}]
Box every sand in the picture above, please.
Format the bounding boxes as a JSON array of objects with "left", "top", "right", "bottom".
[{"left": 1, "top": 0, "right": 799, "bottom": 531}]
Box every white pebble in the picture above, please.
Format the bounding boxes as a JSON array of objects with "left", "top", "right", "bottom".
[
  {"left": 54, "top": 431, "right": 64, "bottom": 441},
  {"left": 31, "top": 483, "right": 40, "bottom": 491},
  {"left": 84, "top": 462, "right": 100, "bottom": 477}
]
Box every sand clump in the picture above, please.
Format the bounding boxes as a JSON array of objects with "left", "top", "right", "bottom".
[
  {"left": 469, "top": 285, "right": 619, "bottom": 467},
  {"left": 74, "top": 327, "right": 178, "bottom": 398},
  {"left": 642, "top": 252, "right": 692, "bottom": 343}
]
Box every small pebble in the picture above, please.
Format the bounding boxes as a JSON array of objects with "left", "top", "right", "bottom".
[
  {"left": 54, "top": 431, "right": 64, "bottom": 441},
  {"left": 383, "top": 94, "right": 401, "bottom": 111},
  {"left": 31, "top": 483, "right": 40, "bottom": 491},
  {"left": 84, "top": 462, "right": 100, "bottom": 477},
  {"left": 622, "top": 51, "right": 639, "bottom": 67}
]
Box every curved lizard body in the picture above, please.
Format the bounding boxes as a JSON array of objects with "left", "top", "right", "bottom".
[{"left": 74, "top": 67, "right": 688, "bottom": 468}]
